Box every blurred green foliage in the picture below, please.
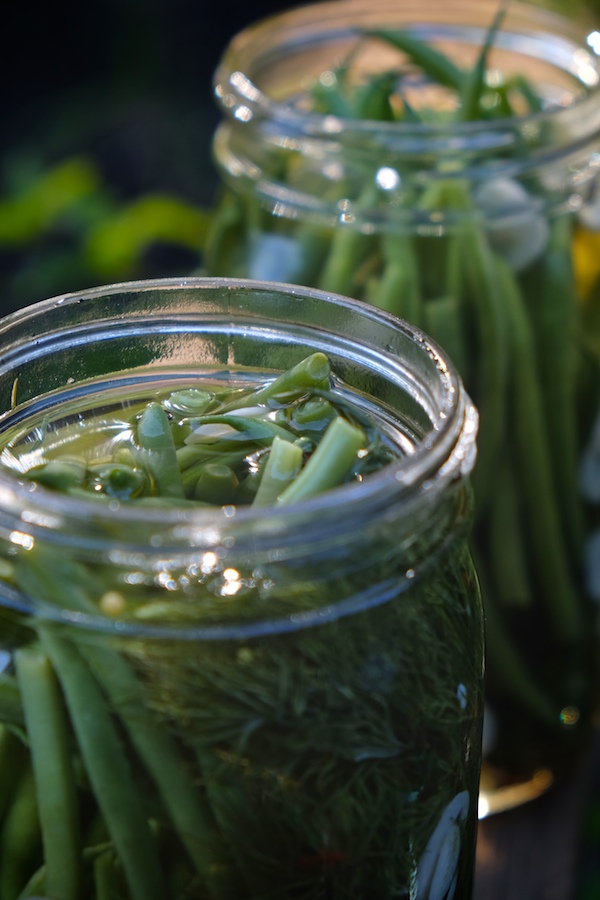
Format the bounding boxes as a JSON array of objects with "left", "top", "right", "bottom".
[
  {"left": 0, "top": 0, "right": 599, "bottom": 315},
  {"left": 0, "top": 154, "right": 210, "bottom": 311}
]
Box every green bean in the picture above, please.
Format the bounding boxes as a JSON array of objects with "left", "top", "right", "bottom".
[
  {"left": 441, "top": 234, "right": 466, "bottom": 340},
  {"left": 164, "top": 388, "right": 215, "bottom": 417},
  {"left": 365, "top": 28, "right": 466, "bottom": 91},
  {"left": 16, "top": 862, "right": 46, "bottom": 899},
  {"left": 181, "top": 450, "right": 248, "bottom": 496},
  {"left": 473, "top": 552, "right": 562, "bottom": 728},
  {"left": 0, "top": 764, "right": 41, "bottom": 900},
  {"left": 219, "top": 353, "right": 331, "bottom": 412},
  {"left": 277, "top": 417, "right": 365, "bottom": 505},
  {"left": 523, "top": 216, "right": 585, "bottom": 563},
  {"left": 317, "top": 185, "right": 380, "bottom": 297},
  {"left": 13, "top": 550, "right": 102, "bottom": 634},
  {"left": 487, "top": 459, "right": 531, "bottom": 609},
  {"left": 417, "top": 176, "right": 508, "bottom": 509},
  {"left": 94, "top": 850, "right": 122, "bottom": 900},
  {"left": 14, "top": 355, "right": 386, "bottom": 514},
  {"left": 423, "top": 295, "right": 467, "bottom": 377},
  {"left": 83, "top": 645, "right": 238, "bottom": 900},
  {"left": 193, "top": 463, "right": 239, "bottom": 504},
  {"left": 203, "top": 4, "right": 593, "bottom": 786},
  {"left": 170, "top": 419, "right": 193, "bottom": 447},
  {"left": 87, "top": 462, "right": 149, "bottom": 500},
  {"left": 39, "top": 628, "right": 167, "bottom": 900},
  {"left": 252, "top": 437, "right": 304, "bottom": 507},
  {"left": 65, "top": 486, "right": 113, "bottom": 504},
  {"left": 137, "top": 401, "right": 185, "bottom": 499},
  {"left": 288, "top": 397, "right": 337, "bottom": 433},
  {"left": 458, "top": 215, "right": 509, "bottom": 511},
  {"left": 176, "top": 443, "right": 213, "bottom": 471},
  {"left": 459, "top": 2, "right": 508, "bottom": 121},
  {"left": 0, "top": 674, "right": 25, "bottom": 729},
  {"left": 368, "top": 233, "right": 422, "bottom": 326},
  {"left": 14, "top": 647, "right": 80, "bottom": 900},
  {"left": 351, "top": 71, "right": 398, "bottom": 121},
  {"left": 496, "top": 255, "right": 584, "bottom": 642},
  {"left": 202, "top": 189, "right": 249, "bottom": 278},
  {"left": 0, "top": 723, "right": 27, "bottom": 823},
  {"left": 25, "top": 458, "right": 87, "bottom": 492},
  {"left": 15, "top": 544, "right": 239, "bottom": 897},
  {"left": 184, "top": 414, "right": 294, "bottom": 446},
  {"left": 310, "top": 60, "right": 354, "bottom": 117}
]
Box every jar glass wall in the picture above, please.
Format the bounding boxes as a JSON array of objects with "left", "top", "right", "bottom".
[
  {"left": 208, "top": 0, "right": 600, "bottom": 811},
  {"left": 0, "top": 277, "right": 483, "bottom": 900}
]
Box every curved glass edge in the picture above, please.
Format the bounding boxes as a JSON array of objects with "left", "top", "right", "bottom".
[
  {"left": 212, "top": 0, "right": 600, "bottom": 226},
  {"left": 215, "top": 0, "right": 600, "bottom": 139},
  {"left": 0, "top": 276, "right": 478, "bottom": 538}
]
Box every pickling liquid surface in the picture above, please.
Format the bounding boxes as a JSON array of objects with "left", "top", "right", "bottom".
[{"left": 0, "top": 368, "right": 413, "bottom": 491}]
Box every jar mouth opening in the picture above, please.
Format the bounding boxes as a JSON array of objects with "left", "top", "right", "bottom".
[
  {"left": 0, "top": 276, "right": 477, "bottom": 640},
  {"left": 0, "top": 277, "right": 477, "bottom": 541},
  {"left": 214, "top": 0, "right": 600, "bottom": 142}
]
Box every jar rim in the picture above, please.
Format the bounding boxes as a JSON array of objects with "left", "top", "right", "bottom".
[
  {"left": 0, "top": 276, "right": 477, "bottom": 535},
  {"left": 214, "top": 0, "right": 600, "bottom": 141}
]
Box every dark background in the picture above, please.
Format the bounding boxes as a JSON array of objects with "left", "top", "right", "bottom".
[
  {"left": 2, "top": 0, "right": 294, "bottom": 202},
  {"left": 0, "top": 0, "right": 295, "bottom": 311}
]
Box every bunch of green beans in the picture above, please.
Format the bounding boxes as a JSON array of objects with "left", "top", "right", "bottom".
[
  {"left": 207, "top": 7, "right": 600, "bottom": 777},
  {"left": 0, "top": 353, "right": 483, "bottom": 899},
  {"left": 0, "top": 557, "right": 482, "bottom": 900},
  {"left": 16, "top": 352, "right": 395, "bottom": 513}
]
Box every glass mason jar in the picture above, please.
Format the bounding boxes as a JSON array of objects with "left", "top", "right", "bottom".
[
  {"left": 0, "top": 277, "right": 482, "bottom": 900},
  {"left": 207, "top": 0, "right": 600, "bottom": 811}
]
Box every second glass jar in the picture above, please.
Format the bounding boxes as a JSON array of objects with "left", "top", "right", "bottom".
[{"left": 207, "top": 0, "right": 600, "bottom": 810}]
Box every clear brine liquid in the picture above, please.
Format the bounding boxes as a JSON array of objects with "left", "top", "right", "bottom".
[{"left": 0, "top": 368, "right": 415, "bottom": 484}]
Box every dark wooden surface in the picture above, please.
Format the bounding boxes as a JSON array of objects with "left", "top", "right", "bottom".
[{"left": 473, "top": 744, "right": 597, "bottom": 900}]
